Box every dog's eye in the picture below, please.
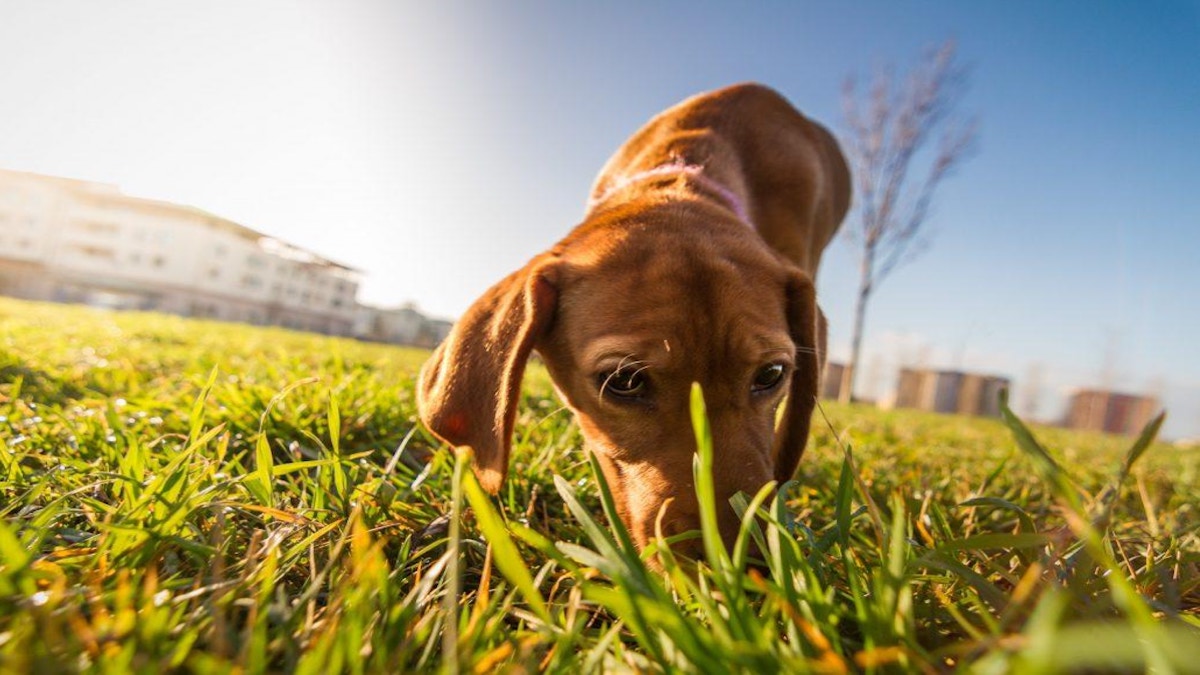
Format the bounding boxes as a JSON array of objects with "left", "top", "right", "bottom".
[
  {"left": 599, "top": 367, "right": 648, "bottom": 400},
  {"left": 751, "top": 363, "right": 786, "bottom": 393}
]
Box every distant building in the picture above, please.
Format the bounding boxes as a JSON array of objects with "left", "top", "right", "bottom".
[
  {"left": 821, "top": 361, "right": 847, "bottom": 400},
  {"left": 0, "top": 168, "right": 360, "bottom": 335},
  {"left": 894, "top": 368, "right": 1011, "bottom": 418},
  {"left": 354, "top": 303, "right": 453, "bottom": 348},
  {"left": 1064, "top": 389, "right": 1160, "bottom": 436}
]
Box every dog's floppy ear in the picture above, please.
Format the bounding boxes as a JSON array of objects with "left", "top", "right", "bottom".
[
  {"left": 773, "top": 271, "right": 824, "bottom": 483},
  {"left": 417, "top": 258, "right": 558, "bottom": 493}
]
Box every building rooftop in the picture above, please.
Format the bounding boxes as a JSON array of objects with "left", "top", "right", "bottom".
[{"left": 0, "top": 167, "right": 361, "bottom": 274}]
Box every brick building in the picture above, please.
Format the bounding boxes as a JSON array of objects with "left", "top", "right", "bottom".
[
  {"left": 894, "top": 368, "right": 1011, "bottom": 417},
  {"left": 1064, "top": 389, "right": 1160, "bottom": 436}
]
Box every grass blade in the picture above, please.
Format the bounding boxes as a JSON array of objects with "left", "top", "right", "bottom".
[
  {"left": 462, "top": 467, "right": 553, "bottom": 626},
  {"left": 690, "top": 383, "right": 732, "bottom": 573}
]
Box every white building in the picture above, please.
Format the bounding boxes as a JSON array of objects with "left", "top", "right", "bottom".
[
  {"left": 0, "top": 169, "right": 360, "bottom": 335},
  {"left": 355, "top": 303, "right": 453, "bottom": 348}
]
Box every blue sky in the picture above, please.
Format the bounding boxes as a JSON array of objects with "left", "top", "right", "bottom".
[{"left": 1, "top": 2, "right": 1197, "bottom": 437}]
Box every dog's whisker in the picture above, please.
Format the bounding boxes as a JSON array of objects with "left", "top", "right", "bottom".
[{"left": 598, "top": 354, "right": 650, "bottom": 401}]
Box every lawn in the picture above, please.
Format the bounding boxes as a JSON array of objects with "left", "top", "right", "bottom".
[{"left": 0, "top": 296, "right": 1197, "bottom": 673}]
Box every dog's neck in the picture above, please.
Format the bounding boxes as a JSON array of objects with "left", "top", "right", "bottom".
[{"left": 589, "top": 160, "right": 751, "bottom": 224}]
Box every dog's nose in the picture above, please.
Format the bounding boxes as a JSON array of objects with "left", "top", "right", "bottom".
[
  {"left": 652, "top": 527, "right": 769, "bottom": 571},
  {"left": 654, "top": 514, "right": 704, "bottom": 560},
  {"left": 651, "top": 512, "right": 757, "bottom": 563},
  {"left": 669, "top": 538, "right": 706, "bottom": 562}
]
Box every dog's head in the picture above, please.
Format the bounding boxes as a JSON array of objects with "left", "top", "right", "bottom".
[{"left": 418, "top": 205, "right": 823, "bottom": 555}]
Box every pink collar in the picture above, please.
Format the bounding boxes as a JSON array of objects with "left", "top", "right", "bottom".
[{"left": 589, "top": 160, "right": 751, "bottom": 224}]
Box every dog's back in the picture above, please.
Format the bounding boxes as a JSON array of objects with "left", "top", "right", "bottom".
[{"left": 589, "top": 83, "right": 850, "bottom": 276}]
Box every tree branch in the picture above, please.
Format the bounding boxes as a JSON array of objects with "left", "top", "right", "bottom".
[{"left": 836, "top": 39, "right": 979, "bottom": 400}]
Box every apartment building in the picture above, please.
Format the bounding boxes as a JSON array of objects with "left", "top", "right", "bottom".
[
  {"left": 821, "top": 361, "right": 848, "bottom": 400},
  {"left": 0, "top": 169, "right": 359, "bottom": 335},
  {"left": 354, "top": 303, "right": 453, "bottom": 348},
  {"left": 1064, "top": 389, "right": 1160, "bottom": 436},
  {"left": 894, "top": 368, "right": 1011, "bottom": 418}
]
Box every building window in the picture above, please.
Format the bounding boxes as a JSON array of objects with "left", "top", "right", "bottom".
[
  {"left": 77, "top": 220, "right": 119, "bottom": 235},
  {"left": 209, "top": 267, "right": 220, "bottom": 279},
  {"left": 153, "top": 255, "right": 166, "bottom": 267},
  {"left": 69, "top": 244, "right": 116, "bottom": 260}
]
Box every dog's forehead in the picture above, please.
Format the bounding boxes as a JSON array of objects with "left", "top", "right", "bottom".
[
  {"left": 556, "top": 236, "right": 792, "bottom": 363},
  {"left": 561, "top": 217, "right": 787, "bottom": 290}
]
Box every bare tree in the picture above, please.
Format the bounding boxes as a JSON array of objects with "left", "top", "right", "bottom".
[{"left": 838, "top": 40, "right": 978, "bottom": 403}]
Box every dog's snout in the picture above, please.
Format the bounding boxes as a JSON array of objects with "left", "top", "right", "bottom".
[
  {"left": 639, "top": 491, "right": 764, "bottom": 562},
  {"left": 660, "top": 513, "right": 698, "bottom": 537},
  {"left": 656, "top": 513, "right": 704, "bottom": 560}
]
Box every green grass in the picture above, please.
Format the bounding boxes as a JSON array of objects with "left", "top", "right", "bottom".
[{"left": 0, "top": 295, "right": 1197, "bottom": 673}]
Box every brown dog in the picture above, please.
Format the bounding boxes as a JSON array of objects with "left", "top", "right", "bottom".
[{"left": 418, "top": 83, "right": 850, "bottom": 554}]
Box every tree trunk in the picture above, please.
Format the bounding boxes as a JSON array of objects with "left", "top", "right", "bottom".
[
  {"left": 839, "top": 248, "right": 874, "bottom": 404},
  {"left": 839, "top": 283, "right": 871, "bottom": 403}
]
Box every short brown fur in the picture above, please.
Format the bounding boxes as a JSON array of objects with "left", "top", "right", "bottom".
[{"left": 419, "top": 84, "right": 850, "bottom": 554}]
